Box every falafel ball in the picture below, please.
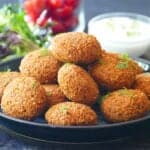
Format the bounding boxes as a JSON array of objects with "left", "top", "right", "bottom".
[
  {"left": 45, "top": 102, "right": 98, "bottom": 126},
  {"left": 89, "top": 52, "right": 142, "bottom": 91},
  {"left": 58, "top": 63, "right": 99, "bottom": 105},
  {"left": 1, "top": 77, "right": 47, "bottom": 120},
  {"left": 43, "top": 84, "right": 67, "bottom": 106},
  {"left": 19, "top": 49, "right": 62, "bottom": 84},
  {"left": 50, "top": 32, "right": 102, "bottom": 64},
  {"left": 133, "top": 73, "right": 150, "bottom": 98},
  {"left": 101, "top": 89, "right": 150, "bottom": 123},
  {"left": 0, "top": 72, "right": 21, "bottom": 102}
]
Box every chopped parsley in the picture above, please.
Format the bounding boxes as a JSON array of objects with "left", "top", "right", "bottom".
[
  {"left": 60, "top": 105, "right": 68, "bottom": 113},
  {"left": 46, "top": 91, "right": 52, "bottom": 97},
  {"left": 118, "top": 88, "right": 134, "bottom": 98},
  {"left": 40, "top": 49, "right": 49, "bottom": 57},
  {"left": 98, "top": 59, "right": 104, "bottom": 65},
  {"left": 65, "top": 63, "right": 73, "bottom": 66},
  {"left": 32, "top": 81, "right": 37, "bottom": 89},
  {"left": 97, "top": 93, "right": 110, "bottom": 104},
  {"left": 116, "top": 61, "right": 129, "bottom": 69},
  {"left": 119, "top": 53, "right": 130, "bottom": 61},
  {"left": 116, "top": 53, "right": 130, "bottom": 69},
  {"left": 126, "top": 31, "right": 138, "bottom": 37}
]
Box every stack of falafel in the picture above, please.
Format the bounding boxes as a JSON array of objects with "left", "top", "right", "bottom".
[{"left": 0, "top": 32, "right": 150, "bottom": 126}]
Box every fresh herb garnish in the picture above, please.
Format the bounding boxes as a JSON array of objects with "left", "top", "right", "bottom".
[
  {"left": 116, "top": 61, "right": 129, "bottom": 69},
  {"left": 41, "top": 49, "right": 49, "bottom": 57},
  {"left": 0, "top": 4, "right": 40, "bottom": 61},
  {"left": 32, "top": 81, "right": 37, "bottom": 89},
  {"left": 60, "top": 105, "right": 68, "bottom": 113},
  {"left": 65, "top": 63, "right": 73, "bottom": 67},
  {"left": 126, "top": 31, "right": 138, "bottom": 37},
  {"left": 116, "top": 53, "right": 130, "bottom": 69},
  {"left": 98, "top": 59, "right": 104, "bottom": 65},
  {"left": 97, "top": 93, "right": 110, "bottom": 104},
  {"left": 119, "top": 53, "right": 130, "bottom": 61},
  {"left": 46, "top": 91, "right": 52, "bottom": 97},
  {"left": 118, "top": 88, "right": 134, "bottom": 98},
  {"left": 0, "top": 4, "right": 53, "bottom": 62}
]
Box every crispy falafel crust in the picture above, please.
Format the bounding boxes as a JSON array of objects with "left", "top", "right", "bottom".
[
  {"left": 1, "top": 77, "right": 47, "bottom": 120},
  {"left": 101, "top": 89, "right": 150, "bottom": 123},
  {"left": 58, "top": 64, "right": 100, "bottom": 105},
  {"left": 0, "top": 72, "right": 21, "bottom": 102},
  {"left": 43, "top": 84, "right": 67, "bottom": 106},
  {"left": 133, "top": 73, "right": 150, "bottom": 98},
  {"left": 89, "top": 52, "right": 142, "bottom": 91},
  {"left": 19, "top": 50, "right": 62, "bottom": 84},
  {"left": 45, "top": 102, "right": 98, "bottom": 126},
  {"left": 50, "top": 32, "right": 102, "bottom": 64}
]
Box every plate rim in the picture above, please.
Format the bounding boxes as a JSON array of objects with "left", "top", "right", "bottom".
[
  {"left": 0, "top": 125, "right": 132, "bottom": 144},
  {"left": 1, "top": 108, "right": 150, "bottom": 130}
]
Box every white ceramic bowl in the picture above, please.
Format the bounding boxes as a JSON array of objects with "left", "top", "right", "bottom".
[{"left": 88, "top": 12, "right": 150, "bottom": 57}]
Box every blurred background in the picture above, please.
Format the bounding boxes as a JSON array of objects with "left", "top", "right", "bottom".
[
  {"left": 0, "top": 0, "right": 149, "bottom": 60},
  {"left": 1, "top": 0, "right": 150, "bottom": 22}
]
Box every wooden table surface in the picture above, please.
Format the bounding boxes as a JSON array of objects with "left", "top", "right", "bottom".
[{"left": 0, "top": 0, "right": 150, "bottom": 149}]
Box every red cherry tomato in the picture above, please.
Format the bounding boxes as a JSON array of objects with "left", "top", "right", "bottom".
[
  {"left": 24, "top": 0, "right": 39, "bottom": 22},
  {"left": 51, "top": 19, "right": 66, "bottom": 33},
  {"left": 34, "top": 0, "right": 47, "bottom": 11},
  {"left": 24, "top": 0, "right": 42, "bottom": 21},
  {"left": 47, "top": 0, "right": 63, "bottom": 9},
  {"left": 64, "top": 15, "right": 78, "bottom": 30},
  {"left": 52, "top": 5, "right": 73, "bottom": 19},
  {"left": 24, "top": 0, "right": 48, "bottom": 22},
  {"left": 24, "top": 0, "right": 79, "bottom": 33},
  {"left": 65, "top": 0, "right": 80, "bottom": 9}
]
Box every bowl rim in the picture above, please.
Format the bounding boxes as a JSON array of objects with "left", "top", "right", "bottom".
[
  {"left": 0, "top": 110, "right": 150, "bottom": 130},
  {"left": 88, "top": 12, "right": 150, "bottom": 43}
]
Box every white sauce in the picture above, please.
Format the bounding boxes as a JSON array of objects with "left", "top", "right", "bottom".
[{"left": 89, "top": 17, "right": 150, "bottom": 42}]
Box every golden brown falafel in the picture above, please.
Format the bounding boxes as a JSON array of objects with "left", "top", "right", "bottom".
[
  {"left": 45, "top": 102, "right": 98, "bottom": 126},
  {"left": 58, "top": 63, "right": 100, "bottom": 105},
  {"left": 0, "top": 72, "right": 22, "bottom": 102},
  {"left": 43, "top": 84, "right": 67, "bottom": 106},
  {"left": 89, "top": 52, "right": 142, "bottom": 91},
  {"left": 101, "top": 89, "right": 150, "bottom": 123},
  {"left": 1, "top": 77, "right": 47, "bottom": 120},
  {"left": 50, "top": 32, "right": 102, "bottom": 64},
  {"left": 19, "top": 49, "right": 62, "bottom": 84},
  {"left": 133, "top": 73, "right": 150, "bottom": 98}
]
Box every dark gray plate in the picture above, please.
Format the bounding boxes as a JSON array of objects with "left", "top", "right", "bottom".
[{"left": 0, "top": 57, "right": 150, "bottom": 143}]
